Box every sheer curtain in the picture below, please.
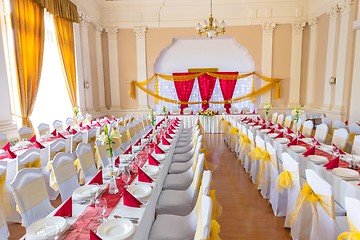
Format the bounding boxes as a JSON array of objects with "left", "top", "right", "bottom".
[
  {"left": 30, "top": 12, "right": 72, "bottom": 128},
  {"left": 155, "top": 74, "right": 254, "bottom": 113}
]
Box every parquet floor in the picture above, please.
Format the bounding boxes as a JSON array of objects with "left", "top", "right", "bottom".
[{"left": 8, "top": 133, "right": 290, "bottom": 240}]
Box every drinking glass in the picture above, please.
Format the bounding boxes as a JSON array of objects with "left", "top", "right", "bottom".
[
  {"left": 95, "top": 198, "right": 107, "bottom": 222},
  {"left": 311, "top": 138, "right": 317, "bottom": 147},
  {"left": 89, "top": 183, "right": 99, "bottom": 204},
  {"left": 122, "top": 168, "right": 131, "bottom": 188},
  {"left": 44, "top": 221, "right": 60, "bottom": 240}
]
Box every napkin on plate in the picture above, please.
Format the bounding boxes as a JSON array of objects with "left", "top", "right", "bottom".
[
  {"left": 122, "top": 187, "right": 142, "bottom": 208},
  {"left": 274, "top": 132, "right": 284, "bottom": 139},
  {"left": 161, "top": 137, "right": 170, "bottom": 146},
  {"left": 252, "top": 110, "right": 256, "bottom": 114},
  {"left": 311, "top": 137, "right": 321, "bottom": 146},
  {"left": 85, "top": 125, "right": 91, "bottom": 130},
  {"left": 287, "top": 128, "right": 294, "bottom": 134},
  {"left": 6, "top": 149, "right": 16, "bottom": 159},
  {"left": 269, "top": 122, "right": 274, "bottom": 127},
  {"left": 90, "top": 230, "right": 102, "bottom": 240},
  {"left": 277, "top": 124, "right": 284, "bottom": 130},
  {"left": 29, "top": 135, "right": 37, "bottom": 143},
  {"left": 2, "top": 142, "right": 10, "bottom": 151},
  {"left": 71, "top": 129, "right": 78, "bottom": 135},
  {"left": 34, "top": 141, "right": 45, "bottom": 149},
  {"left": 54, "top": 197, "right": 72, "bottom": 217},
  {"left": 57, "top": 132, "right": 66, "bottom": 139},
  {"left": 302, "top": 146, "right": 315, "bottom": 157},
  {"left": 165, "top": 133, "right": 172, "bottom": 139},
  {"left": 242, "top": 117, "right": 248, "bottom": 122},
  {"left": 124, "top": 146, "right": 132, "bottom": 154},
  {"left": 148, "top": 154, "right": 160, "bottom": 166},
  {"left": 267, "top": 128, "right": 275, "bottom": 134},
  {"left": 114, "top": 156, "right": 120, "bottom": 167},
  {"left": 51, "top": 129, "right": 57, "bottom": 136},
  {"left": 332, "top": 144, "right": 345, "bottom": 154},
  {"left": 324, "top": 156, "right": 339, "bottom": 170},
  {"left": 259, "top": 125, "right": 266, "bottom": 130},
  {"left": 79, "top": 122, "right": 83, "bottom": 127},
  {"left": 168, "top": 128, "right": 175, "bottom": 135},
  {"left": 298, "top": 132, "right": 305, "bottom": 139},
  {"left": 66, "top": 125, "right": 71, "bottom": 132},
  {"left": 138, "top": 167, "right": 153, "bottom": 183},
  {"left": 95, "top": 122, "right": 101, "bottom": 127},
  {"left": 287, "top": 138, "right": 299, "bottom": 147},
  {"left": 89, "top": 170, "right": 103, "bottom": 185}
]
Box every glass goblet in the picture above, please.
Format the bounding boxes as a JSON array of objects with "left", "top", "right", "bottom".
[{"left": 95, "top": 198, "right": 107, "bottom": 222}]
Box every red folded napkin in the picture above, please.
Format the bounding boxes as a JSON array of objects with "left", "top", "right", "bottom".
[
  {"left": 298, "top": 132, "right": 305, "bottom": 139},
  {"left": 148, "top": 154, "right": 160, "bottom": 166},
  {"left": 112, "top": 117, "right": 117, "bottom": 121},
  {"left": 324, "top": 156, "right": 339, "bottom": 170},
  {"left": 90, "top": 230, "right": 102, "bottom": 240},
  {"left": 248, "top": 119, "right": 253, "bottom": 123},
  {"left": 259, "top": 125, "right": 266, "bottom": 130},
  {"left": 287, "top": 138, "right": 299, "bottom": 147},
  {"left": 85, "top": 125, "right": 91, "bottom": 130},
  {"left": 66, "top": 125, "right": 71, "bottom": 132},
  {"left": 269, "top": 122, "right": 274, "bottom": 127},
  {"left": 170, "top": 125, "right": 175, "bottom": 131},
  {"left": 137, "top": 167, "right": 153, "bottom": 183},
  {"left": 287, "top": 128, "right": 293, "bottom": 134},
  {"left": 303, "top": 146, "right": 316, "bottom": 157},
  {"left": 89, "top": 170, "right": 103, "bottom": 185},
  {"left": 274, "top": 132, "right": 284, "bottom": 139},
  {"left": 253, "top": 121, "right": 259, "bottom": 126},
  {"left": 165, "top": 133, "right": 172, "bottom": 139},
  {"left": 29, "top": 135, "right": 37, "bottom": 143},
  {"left": 155, "top": 145, "right": 165, "bottom": 154},
  {"left": 114, "top": 156, "right": 120, "bottom": 167},
  {"left": 6, "top": 149, "right": 16, "bottom": 159},
  {"left": 134, "top": 139, "right": 141, "bottom": 146},
  {"left": 96, "top": 122, "right": 101, "bottom": 127},
  {"left": 267, "top": 128, "right": 275, "bottom": 134},
  {"left": 168, "top": 128, "right": 175, "bottom": 135},
  {"left": 161, "top": 137, "right": 170, "bottom": 146},
  {"left": 252, "top": 110, "right": 256, "bottom": 114},
  {"left": 51, "top": 129, "right": 57, "bottom": 136},
  {"left": 311, "top": 137, "right": 321, "bottom": 146},
  {"left": 57, "top": 132, "right": 66, "bottom": 139},
  {"left": 277, "top": 123, "right": 283, "bottom": 130},
  {"left": 242, "top": 117, "right": 248, "bottom": 122},
  {"left": 79, "top": 122, "right": 83, "bottom": 127},
  {"left": 122, "top": 187, "right": 141, "bottom": 208},
  {"left": 176, "top": 117, "right": 180, "bottom": 122},
  {"left": 345, "top": 120, "right": 348, "bottom": 126},
  {"left": 54, "top": 197, "right": 72, "bottom": 217},
  {"left": 105, "top": 120, "right": 111, "bottom": 124},
  {"left": 34, "top": 141, "right": 45, "bottom": 149},
  {"left": 124, "top": 146, "right": 132, "bottom": 154},
  {"left": 71, "top": 129, "right": 78, "bottom": 135},
  {"left": 332, "top": 144, "right": 345, "bottom": 154},
  {"left": 2, "top": 142, "right": 10, "bottom": 151}
]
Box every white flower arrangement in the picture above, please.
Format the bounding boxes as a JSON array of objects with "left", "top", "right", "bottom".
[
  {"left": 98, "top": 125, "right": 120, "bottom": 158},
  {"left": 149, "top": 108, "right": 156, "bottom": 126},
  {"left": 264, "top": 103, "right": 271, "bottom": 119},
  {"left": 292, "top": 106, "right": 303, "bottom": 123}
]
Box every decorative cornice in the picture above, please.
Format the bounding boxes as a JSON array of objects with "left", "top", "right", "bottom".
[
  {"left": 308, "top": 17, "right": 318, "bottom": 32},
  {"left": 78, "top": 11, "right": 91, "bottom": 27},
  {"left": 292, "top": 21, "right": 306, "bottom": 35},
  {"left": 327, "top": 6, "right": 339, "bottom": 22},
  {"left": 338, "top": 0, "right": 354, "bottom": 15},
  {"left": 262, "top": 22, "right": 276, "bottom": 35},
  {"left": 105, "top": 27, "right": 118, "bottom": 40},
  {"left": 133, "top": 26, "right": 147, "bottom": 39},
  {"left": 95, "top": 25, "right": 103, "bottom": 38}
]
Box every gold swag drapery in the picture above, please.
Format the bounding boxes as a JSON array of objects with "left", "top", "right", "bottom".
[
  {"left": 10, "top": 0, "right": 45, "bottom": 128},
  {"left": 33, "top": 0, "right": 79, "bottom": 23},
  {"left": 130, "top": 71, "right": 281, "bottom": 105}
]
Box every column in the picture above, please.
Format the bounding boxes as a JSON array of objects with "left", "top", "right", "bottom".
[
  {"left": 288, "top": 21, "right": 306, "bottom": 107},
  {"left": 348, "top": 1, "right": 360, "bottom": 122},
  {"left": 322, "top": 6, "right": 339, "bottom": 110},
  {"left": 95, "top": 25, "right": 106, "bottom": 111},
  {"left": 333, "top": 0, "right": 354, "bottom": 114},
  {"left": 304, "top": 18, "right": 318, "bottom": 108},
  {"left": 79, "top": 13, "right": 94, "bottom": 112},
  {"left": 106, "top": 28, "right": 121, "bottom": 110},
  {"left": 134, "top": 26, "right": 148, "bottom": 109},
  {"left": 260, "top": 22, "right": 276, "bottom": 106}
]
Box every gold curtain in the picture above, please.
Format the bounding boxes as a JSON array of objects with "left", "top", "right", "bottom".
[
  {"left": 53, "top": 16, "right": 77, "bottom": 107},
  {"left": 33, "top": 0, "right": 79, "bottom": 23},
  {"left": 10, "top": 0, "right": 45, "bottom": 128}
]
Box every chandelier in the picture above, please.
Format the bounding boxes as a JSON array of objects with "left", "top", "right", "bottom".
[{"left": 196, "top": 0, "right": 226, "bottom": 38}]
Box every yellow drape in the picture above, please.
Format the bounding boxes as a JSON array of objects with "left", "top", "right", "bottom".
[
  {"left": 210, "top": 190, "right": 223, "bottom": 220},
  {"left": 0, "top": 172, "right": 11, "bottom": 216},
  {"left": 208, "top": 219, "right": 221, "bottom": 240},
  {"left": 53, "top": 16, "right": 77, "bottom": 108},
  {"left": 338, "top": 220, "right": 360, "bottom": 240},
  {"left": 276, "top": 170, "right": 293, "bottom": 193},
  {"left": 10, "top": 0, "right": 45, "bottom": 128},
  {"left": 33, "top": 0, "right": 79, "bottom": 23}
]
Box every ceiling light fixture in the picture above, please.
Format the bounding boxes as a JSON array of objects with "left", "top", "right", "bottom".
[{"left": 196, "top": 0, "right": 226, "bottom": 38}]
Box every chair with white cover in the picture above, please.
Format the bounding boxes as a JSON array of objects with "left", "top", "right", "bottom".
[
  {"left": 243, "top": 128, "right": 255, "bottom": 173},
  {"left": 0, "top": 163, "right": 9, "bottom": 239},
  {"left": 284, "top": 116, "right": 293, "bottom": 129},
  {"left": 10, "top": 168, "right": 55, "bottom": 228},
  {"left": 77, "top": 115, "right": 84, "bottom": 124},
  {"left": 230, "top": 107, "right": 239, "bottom": 114},
  {"left": 193, "top": 196, "right": 212, "bottom": 240},
  {"left": 37, "top": 123, "right": 50, "bottom": 136},
  {"left": 53, "top": 120, "right": 64, "bottom": 132},
  {"left": 250, "top": 135, "right": 265, "bottom": 184},
  {"left": 86, "top": 127, "right": 97, "bottom": 148},
  {"left": 172, "top": 108, "right": 181, "bottom": 115},
  {"left": 351, "top": 135, "right": 360, "bottom": 155},
  {"left": 156, "top": 153, "right": 205, "bottom": 216},
  {"left": 338, "top": 197, "right": 360, "bottom": 239},
  {"left": 119, "top": 129, "right": 131, "bottom": 152},
  {"left": 65, "top": 117, "right": 74, "bottom": 127},
  {"left": 95, "top": 140, "right": 110, "bottom": 169},
  {"left": 331, "top": 128, "right": 349, "bottom": 150},
  {"left": 292, "top": 119, "right": 302, "bottom": 133},
  {"left": 281, "top": 152, "right": 300, "bottom": 228},
  {"left": 169, "top": 139, "right": 202, "bottom": 175},
  {"left": 75, "top": 143, "right": 97, "bottom": 183},
  {"left": 322, "top": 117, "right": 332, "bottom": 127},
  {"left": 149, "top": 171, "right": 212, "bottom": 240},
  {"left": 271, "top": 112, "right": 278, "bottom": 123},
  {"left": 314, "top": 123, "right": 329, "bottom": 144},
  {"left": 49, "top": 138, "right": 67, "bottom": 160},
  {"left": 86, "top": 113, "right": 92, "bottom": 123},
  {"left": 348, "top": 123, "right": 360, "bottom": 146},
  {"left": 257, "top": 140, "right": 277, "bottom": 199},
  {"left": 70, "top": 131, "right": 83, "bottom": 154},
  {"left": 302, "top": 120, "right": 314, "bottom": 138},
  {"left": 18, "top": 127, "right": 33, "bottom": 140},
  {"left": 277, "top": 114, "right": 284, "bottom": 125},
  {"left": 0, "top": 133, "right": 7, "bottom": 149},
  {"left": 333, "top": 120, "right": 346, "bottom": 130},
  {"left": 51, "top": 152, "right": 80, "bottom": 202}
]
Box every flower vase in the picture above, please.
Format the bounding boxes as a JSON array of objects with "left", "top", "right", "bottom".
[
  {"left": 108, "top": 156, "right": 119, "bottom": 194},
  {"left": 294, "top": 122, "right": 299, "bottom": 144}
]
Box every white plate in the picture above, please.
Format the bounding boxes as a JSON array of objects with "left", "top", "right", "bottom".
[
  {"left": 127, "top": 184, "right": 152, "bottom": 199},
  {"left": 267, "top": 133, "right": 279, "bottom": 138},
  {"left": 152, "top": 154, "right": 166, "bottom": 161},
  {"left": 97, "top": 219, "right": 135, "bottom": 240},
  {"left": 332, "top": 168, "right": 359, "bottom": 180},
  {"left": 160, "top": 145, "right": 171, "bottom": 152},
  {"left": 289, "top": 145, "right": 307, "bottom": 153},
  {"left": 120, "top": 155, "right": 133, "bottom": 163},
  {"left": 26, "top": 217, "right": 67, "bottom": 240},
  {"left": 276, "top": 138, "right": 290, "bottom": 144},
  {"left": 253, "top": 125, "right": 262, "bottom": 130},
  {"left": 319, "top": 144, "right": 333, "bottom": 152},
  {"left": 73, "top": 185, "right": 99, "bottom": 200},
  {"left": 0, "top": 149, "right": 6, "bottom": 155},
  {"left": 301, "top": 138, "right": 312, "bottom": 144},
  {"left": 247, "top": 123, "right": 255, "bottom": 126},
  {"left": 143, "top": 165, "right": 160, "bottom": 177},
  {"left": 307, "top": 155, "right": 329, "bottom": 164},
  {"left": 260, "top": 129, "right": 271, "bottom": 133}
]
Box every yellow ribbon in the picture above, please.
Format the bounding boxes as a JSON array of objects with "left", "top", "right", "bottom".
[
  {"left": 255, "top": 149, "right": 275, "bottom": 185},
  {"left": 338, "top": 220, "right": 360, "bottom": 240},
  {"left": 210, "top": 190, "right": 223, "bottom": 220},
  {"left": 249, "top": 147, "right": 263, "bottom": 160},
  {"left": 276, "top": 170, "right": 293, "bottom": 193},
  {"left": 22, "top": 158, "right": 42, "bottom": 169},
  {"left": 207, "top": 219, "right": 221, "bottom": 240}
]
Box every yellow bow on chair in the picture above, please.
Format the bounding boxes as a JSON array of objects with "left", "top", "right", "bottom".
[
  {"left": 24, "top": 158, "right": 42, "bottom": 169},
  {"left": 276, "top": 170, "right": 293, "bottom": 193},
  {"left": 210, "top": 189, "right": 223, "bottom": 220},
  {"left": 256, "top": 149, "right": 275, "bottom": 186},
  {"left": 208, "top": 219, "right": 221, "bottom": 240},
  {"left": 249, "top": 147, "right": 263, "bottom": 161},
  {"left": 338, "top": 220, "right": 360, "bottom": 240}
]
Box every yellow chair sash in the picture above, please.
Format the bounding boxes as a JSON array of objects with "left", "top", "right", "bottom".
[
  {"left": 0, "top": 172, "right": 11, "bottom": 216},
  {"left": 49, "top": 147, "right": 66, "bottom": 160},
  {"left": 276, "top": 170, "right": 294, "bottom": 193},
  {"left": 249, "top": 147, "right": 263, "bottom": 160},
  {"left": 338, "top": 220, "right": 360, "bottom": 240},
  {"left": 290, "top": 183, "right": 335, "bottom": 226},
  {"left": 207, "top": 219, "right": 221, "bottom": 240},
  {"left": 256, "top": 149, "right": 275, "bottom": 186},
  {"left": 18, "top": 158, "right": 42, "bottom": 172},
  {"left": 77, "top": 149, "right": 96, "bottom": 172},
  {"left": 14, "top": 177, "right": 48, "bottom": 214},
  {"left": 72, "top": 140, "right": 81, "bottom": 152},
  {"left": 94, "top": 145, "right": 106, "bottom": 169},
  {"left": 50, "top": 160, "right": 77, "bottom": 191},
  {"left": 210, "top": 189, "right": 223, "bottom": 220},
  {"left": 19, "top": 132, "right": 33, "bottom": 141}
]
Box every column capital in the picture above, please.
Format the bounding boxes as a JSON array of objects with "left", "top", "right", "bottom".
[
  {"left": 105, "top": 27, "right": 118, "bottom": 40},
  {"left": 292, "top": 21, "right": 306, "bottom": 35},
  {"left": 262, "top": 22, "right": 276, "bottom": 35},
  {"left": 308, "top": 17, "right": 318, "bottom": 32},
  {"left": 133, "top": 26, "right": 147, "bottom": 39},
  {"left": 95, "top": 25, "right": 103, "bottom": 38},
  {"left": 327, "top": 6, "right": 339, "bottom": 22},
  {"left": 78, "top": 11, "right": 90, "bottom": 27},
  {"left": 339, "top": 0, "right": 354, "bottom": 15}
]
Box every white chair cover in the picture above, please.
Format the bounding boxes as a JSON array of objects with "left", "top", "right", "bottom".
[
  {"left": 65, "top": 117, "right": 74, "bottom": 127},
  {"left": 314, "top": 123, "right": 329, "bottom": 144},
  {"left": 0, "top": 133, "right": 7, "bottom": 149},
  {"left": 53, "top": 120, "right": 64, "bottom": 132},
  {"left": 332, "top": 128, "right": 349, "bottom": 150},
  {"left": 348, "top": 123, "right": 360, "bottom": 135},
  {"left": 277, "top": 114, "right": 284, "bottom": 125},
  {"left": 76, "top": 143, "right": 98, "bottom": 183},
  {"left": 271, "top": 112, "right": 278, "bottom": 123},
  {"left": 250, "top": 135, "right": 264, "bottom": 184},
  {"left": 10, "top": 168, "right": 55, "bottom": 228},
  {"left": 333, "top": 120, "right": 346, "bottom": 130},
  {"left": 49, "top": 138, "right": 67, "bottom": 159},
  {"left": 284, "top": 116, "right": 293, "bottom": 128},
  {"left": 322, "top": 117, "right": 332, "bottom": 127},
  {"left": 244, "top": 129, "right": 255, "bottom": 173},
  {"left": 344, "top": 197, "right": 360, "bottom": 233},
  {"left": 302, "top": 120, "right": 314, "bottom": 138},
  {"left": 194, "top": 196, "right": 212, "bottom": 240},
  {"left": 352, "top": 135, "right": 360, "bottom": 155},
  {"left": 0, "top": 164, "right": 9, "bottom": 240},
  {"left": 18, "top": 127, "right": 33, "bottom": 140},
  {"left": 37, "top": 123, "right": 50, "bottom": 136}
]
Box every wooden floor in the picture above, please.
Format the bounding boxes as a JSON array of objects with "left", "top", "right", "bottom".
[{"left": 8, "top": 133, "right": 290, "bottom": 239}]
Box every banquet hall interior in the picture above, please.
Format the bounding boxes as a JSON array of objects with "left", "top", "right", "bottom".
[{"left": 1, "top": 0, "right": 360, "bottom": 239}]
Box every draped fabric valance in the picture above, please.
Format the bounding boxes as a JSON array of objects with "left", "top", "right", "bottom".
[{"left": 33, "top": 0, "right": 79, "bottom": 23}]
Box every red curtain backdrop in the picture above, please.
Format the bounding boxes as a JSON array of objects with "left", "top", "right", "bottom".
[
  {"left": 198, "top": 73, "right": 217, "bottom": 110},
  {"left": 172, "top": 72, "right": 196, "bottom": 114},
  {"left": 219, "top": 72, "right": 239, "bottom": 113}
]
